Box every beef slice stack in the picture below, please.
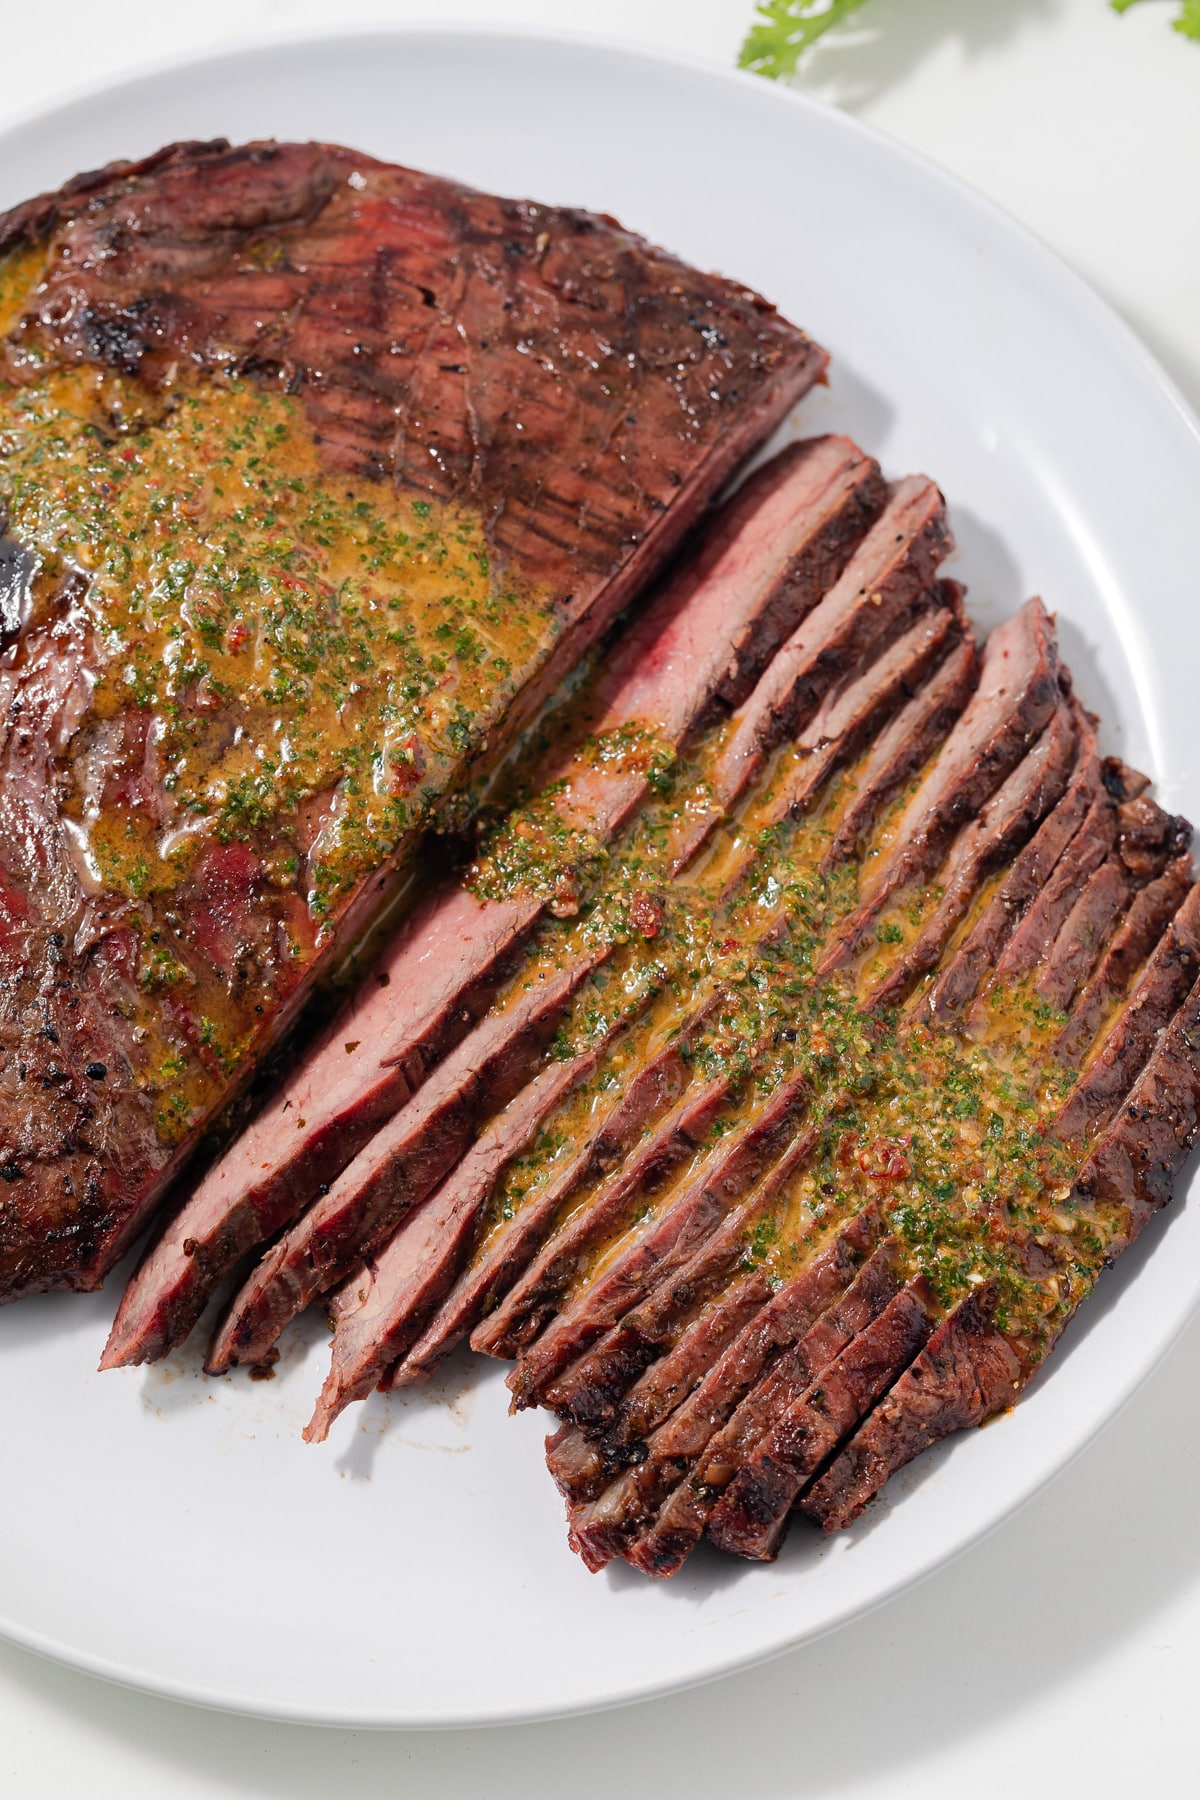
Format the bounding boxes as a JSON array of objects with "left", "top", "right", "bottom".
[
  {"left": 105, "top": 419, "right": 1200, "bottom": 1575},
  {"left": 0, "top": 139, "right": 824, "bottom": 1300}
]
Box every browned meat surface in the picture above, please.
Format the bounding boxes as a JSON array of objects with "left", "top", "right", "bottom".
[
  {"left": 867, "top": 703, "right": 1076, "bottom": 1010},
  {"left": 621, "top": 1239, "right": 907, "bottom": 1575},
  {"left": 922, "top": 717, "right": 1101, "bottom": 1024},
  {"left": 571, "top": 1215, "right": 887, "bottom": 1570},
  {"left": 0, "top": 138, "right": 825, "bottom": 1304},
  {"left": 1053, "top": 854, "right": 1193, "bottom": 1064},
  {"left": 706, "top": 1277, "right": 934, "bottom": 1558},
  {"left": 819, "top": 596, "right": 1062, "bottom": 970},
  {"left": 800, "top": 1281, "right": 1022, "bottom": 1533}
]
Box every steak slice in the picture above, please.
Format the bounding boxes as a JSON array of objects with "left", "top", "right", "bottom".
[
  {"left": 1069, "top": 970, "right": 1200, "bottom": 1254},
  {"left": 962, "top": 777, "right": 1189, "bottom": 1041},
  {"left": 1051, "top": 878, "right": 1200, "bottom": 1143},
  {"left": 820, "top": 597, "right": 1063, "bottom": 969},
  {"left": 0, "top": 139, "right": 825, "bottom": 1304},
  {"left": 539, "top": 1125, "right": 818, "bottom": 1446},
  {"left": 664, "top": 476, "right": 953, "bottom": 872},
  {"left": 430, "top": 1001, "right": 724, "bottom": 1368},
  {"left": 567, "top": 1213, "right": 884, "bottom": 1569},
  {"left": 706, "top": 1277, "right": 934, "bottom": 1559},
  {"left": 525, "top": 1071, "right": 812, "bottom": 1420},
  {"left": 204, "top": 948, "right": 605, "bottom": 1372},
  {"left": 103, "top": 432, "right": 867, "bottom": 1366},
  {"left": 800, "top": 1280, "right": 1022, "bottom": 1533},
  {"left": 817, "top": 633, "right": 980, "bottom": 871},
  {"left": 923, "top": 713, "right": 1102, "bottom": 1023},
  {"left": 1034, "top": 858, "right": 1133, "bottom": 1014},
  {"left": 483, "top": 1072, "right": 734, "bottom": 1368},
  {"left": 621, "top": 1238, "right": 907, "bottom": 1576},
  {"left": 775, "top": 590, "right": 966, "bottom": 823},
  {"left": 865, "top": 702, "right": 1077, "bottom": 1011},
  {"left": 304, "top": 1050, "right": 594, "bottom": 1442},
  {"left": 1053, "top": 855, "right": 1194, "bottom": 1065}
]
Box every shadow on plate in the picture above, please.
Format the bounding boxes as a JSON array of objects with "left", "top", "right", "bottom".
[
  {"left": 791, "top": 0, "right": 1058, "bottom": 112},
  {"left": 4, "top": 1280, "right": 1200, "bottom": 1798}
]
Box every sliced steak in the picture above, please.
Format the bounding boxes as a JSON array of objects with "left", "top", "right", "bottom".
[
  {"left": 564, "top": 1211, "right": 882, "bottom": 1568},
  {"left": 801, "top": 956, "right": 1200, "bottom": 1546},
  {"left": 821, "top": 597, "right": 1062, "bottom": 970},
  {"left": 205, "top": 952, "right": 604, "bottom": 1371},
  {"left": 305, "top": 1052, "right": 596, "bottom": 1442},
  {"left": 818, "top": 634, "right": 979, "bottom": 873},
  {"left": 394, "top": 604, "right": 970, "bottom": 1395},
  {"left": 665, "top": 477, "right": 952, "bottom": 872},
  {"left": 1054, "top": 855, "right": 1193, "bottom": 1066},
  {"left": 706, "top": 1278, "right": 934, "bottom": 1559},
  {"left": 773, "top": 591, "right": 965, "bottom": 824},
  {"left": 397, "top": 1001, "right": 719, "bottom": 1381},
  {"left": 544, "top": 1124, "right": 819, "bottom": 1454},
  {"left": 529, "top": 1072, "right": 812, "bottom": 1421},
  {"left": 866, "top": 702, "right": 1076, "bottom": 1010},
  {"left": 965, "top": 784, "right": 1186, "bottom": 1040},
  {"left": 1069, "top": 970, "right": 1200, "bottom": 1255},
  {"left": 545, "top": 1261, "right": 784, "bottom": 1506},
  {"left": 1033, "top": 858, "right": 1133, "bottom": 1015},
  {"left": 103, "top": 434, "right": 867, "bottom": 1367},
  {"left": 1053, "top": 880, "right": 1200, "bottom": 1143},
  {"left": 491, "top": 1074, "right": 732, "bottom": 1380},
  {"left": 101, "top": 881, "right": 542, "bottom": 1368},
  {"left": 923, "top": 716, "right": 1101, "bottom": 1024},
  {"left": 959, "top": 792, "right": 1118, "bottom": 1036},
  {"left": 800, "top": 1280, "right": 1022, "bottom": 1533},
  {"left": 619, "top": 1237, "right": 905, "bottom": 1576}
]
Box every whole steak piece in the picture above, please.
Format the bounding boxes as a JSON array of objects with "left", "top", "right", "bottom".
[{"left": 0, "top": 138, "right": 825, "bottom": 1300}]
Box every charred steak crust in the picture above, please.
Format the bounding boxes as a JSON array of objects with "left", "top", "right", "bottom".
[{"left": 1, "top": 138, "right": 824, "bottom": 613}]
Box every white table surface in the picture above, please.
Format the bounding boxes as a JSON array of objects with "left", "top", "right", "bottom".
[{"left": 2, "top": 2, "right": 1198, "bottom": 1793}]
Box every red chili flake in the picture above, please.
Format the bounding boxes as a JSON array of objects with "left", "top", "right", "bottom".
[
  {"left": 629, "top": 891, "right": 664, "bottom": 939},
  {"left": 857, "top": 1137, "right": 911, "bottom": 1182},
  {"left": 548, "top": 870, "right": 580, "bottom": 919},
  {"left": 836, "top": 1130, "right": 860, "bottom": 1169},
  {"left": 383, "top": 733, "right": 425, "bottom": 795},
  {"left": 225, "top": 619, "right": 252, "bottom": 654}
]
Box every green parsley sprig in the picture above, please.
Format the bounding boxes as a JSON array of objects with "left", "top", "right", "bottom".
[
  {"left": 739, "top": 0, "right": 1199, "bottom": 82},
  {"left": 738, "top": 0, "right": 872, "bottom": 81},
  {"left": 1112, "top": 0, "right": 1200, "bottom": 41}
]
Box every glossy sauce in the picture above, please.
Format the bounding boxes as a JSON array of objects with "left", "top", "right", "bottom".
[
  {"left": 459, "top": 686, "right": 1127, "bottom": 1361},
  {"left": 0, "top": 244, "right": 555, "bottom": 1143}
]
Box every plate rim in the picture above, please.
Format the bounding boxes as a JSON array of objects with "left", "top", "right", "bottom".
[{"left": 1, "top": 20, "right": 1199, "bottom": 1730}]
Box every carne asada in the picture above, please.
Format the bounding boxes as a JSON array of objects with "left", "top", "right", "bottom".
[{"left": 5, "top": 141, "right": 1196, "bottom": 1588}]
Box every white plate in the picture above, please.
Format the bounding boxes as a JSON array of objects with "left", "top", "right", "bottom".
[{"left": 1, "top": 25, "right": 1199, "bottom": 1730}]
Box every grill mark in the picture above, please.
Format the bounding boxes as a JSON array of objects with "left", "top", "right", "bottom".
[
  {"left": 567, "top": 1215, "right": 884, "bottom": 1570},
  {"left": 706, "top": 1278, "right": 934, "bottom": 1560}
]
